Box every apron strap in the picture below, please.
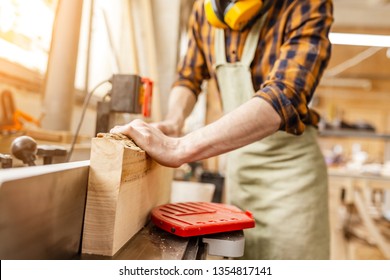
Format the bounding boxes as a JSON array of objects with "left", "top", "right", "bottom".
[
  {"left": 240, "top": 14, "right": 267, "bottom": 67},
  {"left": 214, "top": 28, "right": 227, "bottom": 67},
  {"left": 214, "top": 13, "right": 268, "bottom": 68}
]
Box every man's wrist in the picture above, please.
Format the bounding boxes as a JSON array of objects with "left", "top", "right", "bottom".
[{"left": 177, "top": 134, "right": 200, "bottom": 165}]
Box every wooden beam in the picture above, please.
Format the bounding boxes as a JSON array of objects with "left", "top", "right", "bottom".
[
  {"left": 42, "top": 0, "right": 84, "bottom": 131},
  {"left": 0, "top": 58, "right": 43, "bottom": 93},
  {"left": 151, "top": 0, "right": 182, "bottom": 118},
  {"left": 81, "top": 133, "right": 172, "bottom": 256},
  {"left": 127, "top": 0, "right": 140, "bottom": 74}
]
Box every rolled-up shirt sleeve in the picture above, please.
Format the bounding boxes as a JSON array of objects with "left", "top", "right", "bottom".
[{"left": 255, "top": 0, "right": 333, "bottom": 135}]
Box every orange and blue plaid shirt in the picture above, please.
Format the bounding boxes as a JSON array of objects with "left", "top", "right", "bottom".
[{"left": 173, "top": 0, "right": 333, "bottom": 135}]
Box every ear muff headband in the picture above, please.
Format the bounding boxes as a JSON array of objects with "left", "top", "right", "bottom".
[
  {"left": 204, "top": 0, "right": 228, "bottom": 28},
  {"left": 204, "top": 0, "right": 263, "bottom": 30}
]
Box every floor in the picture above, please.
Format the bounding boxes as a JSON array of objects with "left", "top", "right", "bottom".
[{"left": 329, "top": 179, "right": 390, "bottom": 260}]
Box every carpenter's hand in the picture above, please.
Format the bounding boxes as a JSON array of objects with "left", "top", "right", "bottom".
[
  {"left": 150, "top": 119, "right": 182, "bottom": 137},
  {"left": 110, "top": 119, "right": 184, "bottom": 168}
]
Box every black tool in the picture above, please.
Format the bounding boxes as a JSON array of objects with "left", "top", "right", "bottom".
[
  {"left": 0, "top": 154, "right": 12, "bottom": 168},
  {"left": 11, "top": 136, "right": 37, "bottom": 166}
]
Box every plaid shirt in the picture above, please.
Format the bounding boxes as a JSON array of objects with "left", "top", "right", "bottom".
[{"left": 173, "top": 0, "right": 333, "bottom": 135}]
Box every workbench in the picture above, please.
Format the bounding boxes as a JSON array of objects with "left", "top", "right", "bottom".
[
  {"left": 328, "top": 167, "right": 390, "bottom": 259},
  {"left": 79, "top": 222, "right": 206, "bottom": 260}
]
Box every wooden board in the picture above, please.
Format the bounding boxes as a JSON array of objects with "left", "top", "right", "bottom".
[{"left": 81, "top": 133, "right": 172, "bottom": 256}]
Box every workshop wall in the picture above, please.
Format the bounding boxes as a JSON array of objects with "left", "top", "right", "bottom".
[
  {"left": 314, "top": 33, "right": 390, "bottom": 164},
  {"left": 0, "top": 0, "right": 191, "bottom": 146}
]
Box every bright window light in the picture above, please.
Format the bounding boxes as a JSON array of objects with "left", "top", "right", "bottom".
[
  {"left": 0, "top": 0, "right": 57, "bottom": 74},
  {"left": 329, "top": 32, "right": 390, "bottom": 48}
]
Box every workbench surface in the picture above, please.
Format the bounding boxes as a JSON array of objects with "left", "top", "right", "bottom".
[{"left": 79, "top": 222, "right": 202, "bottom": 260}]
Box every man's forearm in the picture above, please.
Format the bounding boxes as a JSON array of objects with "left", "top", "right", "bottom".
[
  {"left": 165, "top": 86, "right": 197, "bottom": 128},
  {"left": 110, "top": 94, "right": 282, "bottom": 168},
  {"left": 178, "top": 97, "right": 282, "bottom": 163}
]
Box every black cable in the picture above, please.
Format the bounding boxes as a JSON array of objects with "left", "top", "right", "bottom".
[{"left": 66, "top": 79, "right": 111, "bottom": 162}]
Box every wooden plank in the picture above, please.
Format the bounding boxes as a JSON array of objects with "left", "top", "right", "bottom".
[
  {"left": 127, "top": 0, "right": 140, "bottom": 74},
  {"left": 41, "top": 0, "right": 83, "bottom": 131},
  {"left": 81, "top": 133, "right": 172, "bottom": 256},
  {"left": 151, "top": 0, "right": 182, "bottom": 118},
  {"left": 129, "top": 0, "right": 160, "bottom": 120}
]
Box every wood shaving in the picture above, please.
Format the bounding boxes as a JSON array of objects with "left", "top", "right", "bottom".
[{"left": 96, "top": 133, "right": 143, "bottom": 151}]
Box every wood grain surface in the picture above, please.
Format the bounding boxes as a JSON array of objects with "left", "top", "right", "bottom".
[{"left": 81, "top": 133, "right": 172, "bottom": 256}]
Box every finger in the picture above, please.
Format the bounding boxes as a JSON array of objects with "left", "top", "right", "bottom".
[
  {"left": 110, "top": 125, "right": 125, "bottom": 134},
  {"left": 149, "top": 122, "right": 161, "bottom": 129},
  {"left": 124, "top": 124, "right": 153, "bottom": 148},
  {"left": 149, "top": 123, "right": 166, "bottom": 134},
  {"left": 109, "top": 123, "right": 135, "bottom": 136}
]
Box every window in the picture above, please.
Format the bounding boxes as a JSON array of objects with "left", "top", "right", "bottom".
[{"left": 0, "top": 0, "right": 57, "bottom": 74}]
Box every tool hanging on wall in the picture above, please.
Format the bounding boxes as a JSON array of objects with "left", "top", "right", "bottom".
[
  {"left": 0, "top": 90, "right": 40, "bottom": 133},
  {"left": 95, "top": 74, "right": 153, "bottom": 135}
]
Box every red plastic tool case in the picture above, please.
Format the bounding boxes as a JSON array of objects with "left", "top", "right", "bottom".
[{"left": 151, "top": 202, "right": 255, "bottom": 237}]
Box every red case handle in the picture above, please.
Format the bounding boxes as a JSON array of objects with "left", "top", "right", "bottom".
[{"left": 141, "top": 77, "right": 153, "bottom": 118}]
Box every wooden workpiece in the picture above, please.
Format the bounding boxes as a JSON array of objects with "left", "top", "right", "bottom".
[{"left": 82, "top": 133, "right": 172, "bottom": 256}]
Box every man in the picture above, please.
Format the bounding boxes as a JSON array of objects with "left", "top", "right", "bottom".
[{"left": 111, "top": 0, "right": 333, "bottom": 259}]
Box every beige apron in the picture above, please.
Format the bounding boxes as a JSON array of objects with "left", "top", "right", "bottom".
[{"left": 214, "top": 17, "right": 330, "bottom": 260}]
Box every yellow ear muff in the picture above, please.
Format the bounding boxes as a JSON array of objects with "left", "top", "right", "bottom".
[
  {"left": 204, "top": 0, "right": 228, "bottom": 29},
  {"left": 224, "top": 0, "right": 263, "bottom": 30}
]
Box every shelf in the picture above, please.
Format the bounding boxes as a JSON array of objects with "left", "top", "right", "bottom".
[
  {"left": 319, "top": 129, "right": 390, "bottom": 140},
  {"left": 328, "top": 167, "right": 390, "bottom": 183}
]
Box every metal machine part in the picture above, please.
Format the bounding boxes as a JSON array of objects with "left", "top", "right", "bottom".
[
  {"left": 0, "top": 160, "right": 205, "bottom": 260},
  {"left": 11, "top": 135, "right": 37, "bottom": 166},
  {"left": 0, "top": 157, "right": 245, "bottom": 260},
  {"left": 10, "top": 136, "right": 68, "bottom": 166},
  {"left": 95, "top": 74, "right": 153, "bottom": 134},
  {"left": 110, "top": 74, "right": 143, "bottom": 113},
  {"left": 0, "top": 160, "right": 89, "bottom": 260},
  {"left": 202, "top": 230, "right": 245, "bottom": 258},
  {"left": 0, "top": 154, "right": 12, "bottom": 168},
  {"left": 37, "top": 145, "right": 67, "bottom": 165}
]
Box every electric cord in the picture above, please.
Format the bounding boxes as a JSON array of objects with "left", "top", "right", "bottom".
[{"left": 66, "top": 79, "right": 111, "bottom": 162}]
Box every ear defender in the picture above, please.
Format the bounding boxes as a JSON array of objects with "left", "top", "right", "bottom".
[
  {"left": 224, "top": 0, "right": 263, "bottom": 30},
  {"left": 204, "top": 0, "right": 228, "bottom": 29},
  {"left": 204, "top": 0, "right": 263, "bottom": 30}
]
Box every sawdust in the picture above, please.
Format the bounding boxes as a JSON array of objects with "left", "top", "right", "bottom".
[{"left": 96, "top": 133, "right": 143, "bottom": 151}]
